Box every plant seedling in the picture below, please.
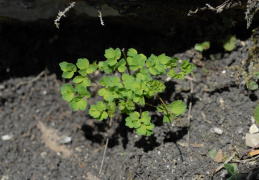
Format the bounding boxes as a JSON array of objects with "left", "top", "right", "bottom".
[
  {"left": 59, "top": 48, "right": 195, "bottom": 136},
  {"left": 224, "top": 163, "right": 241, "bottom": 180}
]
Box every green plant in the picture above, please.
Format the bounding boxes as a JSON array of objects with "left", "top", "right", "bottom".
[
  {"left": 223, "top": 35, "right": 236, "bottom": 51},
  {"left": 194, "top": 41, "right": 210, "bottom": 52},
  {"left": 224, "top": 163, "right": 241, "bottom": 180},
  {"left": 59, "top": 48, "right": 195, "bottom": 136}
]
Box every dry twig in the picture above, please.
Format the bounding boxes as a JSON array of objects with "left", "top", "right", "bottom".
[
  {"left": 15, "top": 71, "right": 45, "bottom": 89},
  {"left": 99, "top": 117, "right": 113, "bottom": 175},
  {"left": 187, "top": 76, "right": 194, "bottom": 151}
]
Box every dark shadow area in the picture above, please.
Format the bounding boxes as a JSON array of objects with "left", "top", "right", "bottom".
[
  {"left": 108, "top": 114, "right": 134, "bottom": 149},
  {"left": 208, "top": 83, "right": 239, "bottom": 95},
  {"left": 81, "top": 122, "right": 109, "bottom": 144},
  {"left": 134, "top": 135, "right": 160, "bottom": 152},
  {"left": 249, "top": 93, "right": 258, "bottom": 102},
  {"left": 163, "top": 126, "right": 188, "bottom": 143}
]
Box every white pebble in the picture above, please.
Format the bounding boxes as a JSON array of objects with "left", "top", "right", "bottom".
[
  {"left": 249, "top": 124, "right": 259, "bottom": 134},
  {"left": 211, "top": 127, "right": 223, "bottom": 135},
  {"left": 2, "top": 134, "right": 13, "bottom": 141},
  {"left": 58, "top": 136, "right": 72, "bottom": 144}
]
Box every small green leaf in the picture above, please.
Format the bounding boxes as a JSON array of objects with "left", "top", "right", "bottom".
[
  {"left": 62, "top": 72, "right": 74, "bottom": 79},
  {"left": 61, "top": 83, "right": 75, "bottom": 102},
  {"left": 146, "top": 54, "right": 156, "bottom": 67},
  {"left": 136, "top": 126, "right": 146, "bottom": 135},
  {"left": 224, "top": 163, "right": 238, "bottom": 176},
  {"left": 208, "top": 148, "right": 217, "bottom": 159},
  {"left": 173, "top": 72, "right": 185, "bottom": 79},
  {"left": 157, "top": 54, "right": 171, "bottom": 64},
  {"left": 69, "top": 97, "right": 87, "bottom": 111},
  {"left": 116, "top": 59, "right": 127, "bottom": 73},
  {"left": 194, "top": 41, "right": 210, "bottom": 52},
  {"left": 125, "top": 117, "right": 135, "bottom": 128},
  {"left": 107, "top": 101, "right": 116, "bottom": 117},
  {"left": 139, "top": 96, "right": 145, "bottom": 106},
  {"left": 96, "top": 101, "right": 107, "bottom": 111},
  {"left": 98, "top": 111, "right": 108, "bottom": 121},
  {"left": 89, "top": 101, "right": 108, "bottom": 120},
  {"left": 106, "top": 58, "right": 117, "bottom": 66},
  {"left": 149, "top": 67, "right": 160, "bottom": 75},
  {"left": 171, "top": 100, "right": 186, "bottom": 116},
  {"left": 168, "top": 69, "right": 175, "bottom": 77},
  {"left": 105, "top": 48, "right": 116, "bottom": 59},
  {"left": 76, "top": 58, "right": 89, "bottom": 70},
  {"left": 105, "top": 48, "right": 121, "bottom": 60},
  {"left": 98, "top": 61, "right": 113, "bottom": 74},
  {"left": 223, "top": 35, "right": 236, "bottom": 51},
  {"left": 249, "top": 81, "right": 258, "bottom": 90},
  {"left": 163, "top": 114, "right": 172, "bottom": 123},
  {"left": 98, "top": 88, "right": 106, "bottom": 96},
  {"left": 77, "top": 86, "right": 91, "bottom": 97},
  {"left": 104, "top": 90, "right": 114, "bottom": 102},
  {"left": 59, "top": 62, "right": 69, "bottom": 72},
  {"left": 89, "top": 106, "right": 100, "bottom": 118},
  {"left": 127, "top": 48, "right": 138, "bottom": 57},
  {"left": 254, "top": 72, "right": 259, "bottom": 79},
  {"left": 87, "top": 64, "right": 96, "bottom": 74},
  {"left": 73, "top": 76, "right": 84, "bottom": 83}
]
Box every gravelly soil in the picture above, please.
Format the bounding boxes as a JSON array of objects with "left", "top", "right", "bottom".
[{"left": 1, "top": 18, "right": 259, "bottom": 180}]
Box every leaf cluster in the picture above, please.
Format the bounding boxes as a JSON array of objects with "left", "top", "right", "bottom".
[{"left": 59, "top": 48, "right": 195, "bottom": 136}]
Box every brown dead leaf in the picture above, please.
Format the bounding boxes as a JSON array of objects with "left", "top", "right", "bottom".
[
  {"left": 249, "top": 150, "right": 259, "bottom": 157},
  {"left": 214, "top": 149, "right": 223, "bottom": 163},
  {"left": 37, "top": 121, "right": 73, "bottom": 158}
]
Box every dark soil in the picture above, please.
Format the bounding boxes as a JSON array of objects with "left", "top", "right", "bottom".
[{"left": 1, "top": 14, "right": 259, "bottom": 180}]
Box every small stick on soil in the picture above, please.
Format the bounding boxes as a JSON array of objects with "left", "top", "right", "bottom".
[
  {"left": 15, "top": 71, "right": 45, "bottom": 89},
  {"left": 233, "top": 154, "right": 259, "bottom": 163},
  {"left": 187, "top": 76, "right": 194, "bottom": 151},
  {"left": 201, "top": 111, "right": 212, "bottom": 124},
  {"left": 239, "top": 142, "right": 259, "bottom": 161},
  {"left": 99, "top": 117, "right": 113, "bottom": 175},
  {"left": 211, "top": 152, "right": 236, "bottom": 177}
]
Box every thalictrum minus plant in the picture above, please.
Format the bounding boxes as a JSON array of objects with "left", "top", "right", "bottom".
[{"left": 59, "top": 48, "right": 195, "bottom": 136}]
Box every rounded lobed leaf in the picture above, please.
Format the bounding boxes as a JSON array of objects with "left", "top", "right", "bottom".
[
  {"left": 76, "top": 58, "right": 89, "bottom": 70},
  {"left": 157, "top": 54, "right": 171, "bottom": 64},
  {"left": 249, "top": 81, "right": 258, "bottom": 90},
  {"left": 73, "top": 76, "right": 84, "bottom": 83},
  {"left": 62, "top": 71, "right": 74, "bottom": 79},
  {"left": 69, "top": 97, "right": 87, "bottom": 111},
  {"left": 171, "top": 100, "right": 186, "bottom": 116},
  {"left": 59, "top": 62, "right": 69, "bottom": 72},
  {"left": 77, "top": 86, "right": 91, "bottom": 98},
  {"left": 96, "top": 101, "right": 107, "bottom": 111},
  {"left": 127, "top": 48, "right": 138, "bottom": 57},
  {"left": 89, "top": 105, "right": 101, "bottom": 118}
]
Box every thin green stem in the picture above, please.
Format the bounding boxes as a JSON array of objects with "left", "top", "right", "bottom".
[
  {"left": 157, "top": 94, "right": 174, "bottom": 122},
  {"left": 87, "top": 74, "right": 100, "bottom": 88},
  {"left": 122, "top": 48, "right": 131, "bottom": 75},
  {"left": 145, "top": 103, "right": 157, "bottom": 108}
]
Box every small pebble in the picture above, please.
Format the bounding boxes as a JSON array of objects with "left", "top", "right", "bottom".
[
  {"left": 211, "top": 127, "right": 223, "bottom": 135},
  {"left": 40, "top": 152, "right": 47, "bottom": 158},
  {"left": 58, "top": 136, "right": 72, "bottom": 144},
  {"left": 249, "top": 124, "right": 259, "bottom": 134},
  {"left": 2, "top": 134, "right": 13, "bottom": 141}
]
